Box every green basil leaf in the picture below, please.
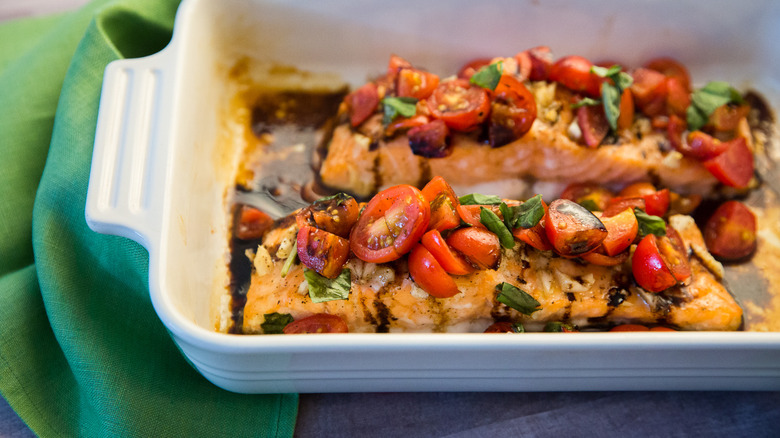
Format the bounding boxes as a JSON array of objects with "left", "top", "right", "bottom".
[
  {"left": 512, "top": 322, "right": 526, "bottom": 333},
  {"left": 304, "top": 268, "right": 352, "bottom": 303},
  {"left": 591, "top": 65, "right": 632, "bottom": 92},
  {"left": 634, "top": 208, "right": 666, "bottom": 237},
  {"left": 516, "top": 194, "right": 545, "bottom": 229},
  {"left": 480, "top": 207, "right": 515, "bottom": 249},
  {"left": 499, "top": 202, "right": 515, "bottom": 230},
  {"left": 316, "top": 192, "right": 354, "bottom": 205},
  {"left": 543, "top": 321, "right": 576, "bottom": 332},
  {"left": 591, "top": 64, "right": 622, "bottom": 78},
  {"left": 281, "top": 241, "right": 298, "bottom": 278},
  {"left": 614, "top": 72, "right": 634, "bottom": 92},
  {"left": 261, "top": 312, "right": 294, "bottom": 334},
  {"left": 470, "top": 61, "right": 503, "bottom": 90},
  {"left": 496, "top": 282, "right": 541, "bottom": 315},
  {"left": 381, "top": 96, "right": 418, "bottom": 125},
  {"left": 459, "top": 193, "right": 503, "bottom": 205},
  {"left": 571, "top": 97, "right": 601, "bottom": 109},
  {"left": 578, "top": 199, "right": 599, "bottom": 212},
  {"left": 601, "top": 82, "right": 620, "bottom": 131},
  {"left": 687, "top": 81, "right": 743, "bottom": 131}
]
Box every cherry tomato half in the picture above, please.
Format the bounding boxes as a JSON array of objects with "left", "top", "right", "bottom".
[
  {"left": 421, "top": 176, "right": 461, "bottom": 232},
  {"left": 709, "top": 104, "right": 750, "bottom": 132},
  {"left": 296, "top": 193, "right": 360, "bottom": 238},
  {"left": 602, "top": 197, "right": 646, "bottom": 218},
  {"left": 408, "top": 119, "right": 451, "bottom": 158},
  {"left": 577, "top": 103, "right": 609, "bottom": 148},
  {"left": 489, "top": 74, "right": 538, "bottom": 147},
  {"left": 350, "top": 185, "right": 431, "bottom": 263},
  {"left": 297, "top": 225, "right": 350, "bottom": 279},
  {"left": 446, "top": 227, "right": 501, "bottom": 270},
  {"left": 596, "top": 208, "right": 638, "bottom": 256},
  {"left": 526, "top": 46, "right": 554, "bottom": 81},
  {"left": 680, "top": 130, "right": 726, "bottom": 160},
  {"left": 427, "top": 79, "right": 491, "bottom": 131},
  {"left": 704, "top": 200, "right": 757, "bottom": 261},
  {"left": 397, "top": 68, "right": 440, "bottom": 100},
  {"left": 421, "top": 229, "right": 475, "bottom": 275},
  {"left": 702, "top": 137, "right": 754, "bottom": 189},
  {"left": 283, "top": 313, "right": 349, "bottom": 334},
  {"left": 544, "top": 199, "right": 607, "bottom": 257},
  {"left": 665, "top": 76, "right": 690, "bottom": 117},
  {"left": 346, "top": 82, "right": 379, "bottom": 127},
  {"left": 644, "top": 57, "right": 691, "bottom": 92},
  {"left": 632, "top": 229, "right": 691, "bottom": 293},
  {"left": 386, "top": 54, "right": 413, "bottom": 83},
  {"left": 630, "top": 68, "right": 667, "bottom": 117},
  {"left": 618, "top": 183, "right": 670, "bottom": 217},
  {"left": 512, "top": 199, "right": 553, "bottom": 251},
  {"left": 457, "top": 58, "right": 492, "bottom": 80},
  {"left": 235, "top": 205, "right": 274, "bottom": 241},
  {"left": 408, "top": 244, "right": 461, "bottom": 298},
  {"left": 549, "top": 55, "right": 601, "bottom": 97}
]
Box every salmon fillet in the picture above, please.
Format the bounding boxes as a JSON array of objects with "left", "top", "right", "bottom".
[
  {"left": 319, "top": 84, "right": 731, "bottom": 199},
  {"left": 240, "top": 212, "right": 742, "bottom": 333}
]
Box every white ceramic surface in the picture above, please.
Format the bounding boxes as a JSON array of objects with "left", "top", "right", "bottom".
[{"left": 86, "top": 0, "right": 780, "bottom": 393}]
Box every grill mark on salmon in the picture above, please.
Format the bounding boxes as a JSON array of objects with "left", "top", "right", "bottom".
[{"left": 239, "top": 213, "right": 742, "bottom": 333}]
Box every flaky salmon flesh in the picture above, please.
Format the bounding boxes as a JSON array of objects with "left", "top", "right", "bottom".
[
  {"left": 240, "top": 213, "right": 742, "bottom": 334},
  {"left": 319, "top": 83, "right": 755, "bottom": 199}
]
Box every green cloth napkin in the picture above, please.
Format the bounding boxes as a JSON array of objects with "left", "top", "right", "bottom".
[{"left": 0, "top": 0, "right": 298, "bottom": 436}]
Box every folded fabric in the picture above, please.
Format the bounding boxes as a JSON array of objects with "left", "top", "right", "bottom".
[{"left": 0, "top": 0, "right": 298, "bottom": 436}]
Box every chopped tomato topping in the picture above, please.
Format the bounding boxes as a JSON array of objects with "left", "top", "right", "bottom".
[
  {"left": 421, "top": 176, "right": 461, "bottom": 232},
  {"left": 297, "top": 226, "right": 350, "bottom": 279},
  {"left": 577, "top": 103, "right": 609, "bottom": 148},
  {"left": 549, "top": 55, "right": 601, "bottom": 97},
  {"left": 421, "top": 229, "right": 475, "bottom": 275},
  {"left": 408, "top": 244, "right": 461, "bottom": 298},
  {"left": 544, "top": 199, "right": 607, "bottom": 257},
  {"left": 489, "top": 74, "right": 537, "bottom": 147},
  {"left": 408, "top": 119, "right": 451, "bottom": 158},
  {"left": 346, "top": 82, "right": 379, "bottom": 127},
  {"left": 618, "top": 183, "right": 670, "bottom": 217},
  {"left": 235, "top": 205, "right": 274, "bottom": 241},
  {"left": 446, "top": 227, "right": 501, "bottom": 270},
  {"left": 397, "top": 68, "right": 440, "bottom": 100},
  {"left": 283, "top": 313, "right": 349, "bottom": 334},
  {"left": 296, "top": 193, "right": 360, "bottom": 238},
  {"left": 702, "top": 137, "right": 754, "bottom": 189},
  {"left": 704, "top": 200, "right": 757, "bottom": 261},
  {"left": 427, "top": 79, "right": 490, "bottom": 131}
]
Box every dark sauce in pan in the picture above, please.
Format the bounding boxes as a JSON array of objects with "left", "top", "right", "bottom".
[{"left": 227, "top": 89, "right": 347, "bottom": 333}]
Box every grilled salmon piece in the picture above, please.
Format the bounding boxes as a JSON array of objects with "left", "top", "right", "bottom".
[{"left": 240, "top": 213, "right": 742, "bottom": 333}]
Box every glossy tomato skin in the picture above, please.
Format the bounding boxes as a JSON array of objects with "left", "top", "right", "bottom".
[
  {"left": 704, "top": 200, "right": 757, "bottom": 261},
  {"left": 632, "top": 234, "right": 677, "bottom": 292},
  {"left": 581, "top": 250, "right": 629, "bottom": 267},
  {"left": 489, "top": 74, "right": 537, "bottom": 147},
  {"left": 397, "top": 67, "right": 440, "bottom": 100},
  {"left": 549, "top": 55, "right": 601, "bottom": 97},
  {"left": 596, "top": 208, "right": 638, "bottom": 256},
  {"left": 457, "top": 58, "right": 492, "bottom": 80},
  {"left": 526, "top": 46, "right": 554, "bottom": 81},
  {"left": 561, "top": 183, "right": 614, "bottom": 211},
  {"left": 408, "top": 244, "right": 461, "bottom": 298},
  {"left": 602, "top": 197, "right": 646, "bottom": 218},
  {"left": 446, "top": 227, "right": 501, "bottom": 270},
  {"left": 577, "top": 104, "right": 609, "bottom": 148},
  {"left": 427, "top": 79, "right": 491, "bottom": 131},
  {"left": 408, "top": 119, "right": 451, "bottom": 158},
  {"left": 702, "top": 137, "right": 754, "bottom": 189},
  {"left": 644, "top": 57, "right": 691, "bottom": 91},
  {"left": 617, "top": 88, "right": 635, "bottom": 131},
  {"left": 346, "top": 82, "right": 379, "bottom": 127},
  {"left": 283, "top": 313, "right": 349, "bottom": 334},
  {"left": 681, "top": 130, "right": 727, "bottom": 160},
  {"left": 630, "top": 68, "right": 667, "bottom": 117},
  {"left": 512, "top": 199, "right": 552, "bottom": 251},
  {"left": 235, "top": 205, "right": 274, "bottom": 241},
  {"left": 421, "top": 176, "right": 461, "bottom": 231},
  {"left": 544, "top": 199, "right": 607, "bottom": 257},
  {"left": 421, "top": 229, "right": 475, "bottom": 275},
  {"left": 350, "top": 185, "right": 430, "bottom": 263},
  {"left": 296, "top": 193, "right": 360, "bottom": 238},
  {"left": 618, "top": 183, "right": 670, "bottom": 217},
  {"left": 297, "top": 225, "right": 350, "bottom": 278}
]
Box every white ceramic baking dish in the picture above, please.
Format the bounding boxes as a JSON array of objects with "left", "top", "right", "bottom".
[{"left": 85, "top": 0, "right": 780, "bottom": 393}]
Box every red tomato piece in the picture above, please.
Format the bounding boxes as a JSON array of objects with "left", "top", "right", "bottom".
[
  {"left": 296, "top": 193, "right": 360, "bottom": 238},
  {"left": 408, "top": 244, "right": 461, "bottom": 298},
  {"left": 457, "top": 58, "right": 492, "bottom": 80},
  {"left": 421, "top": 176, "right": 461, "bottom": 232},
  {"left": 513, "top": 51, "right": 533, "bottom": 81},
  {"left": 297, "top": 226, "right": 350, "bottom": 279},
  {"left": 665, "top": 76, "right": 690, "bottom": 117},
  {"left": 610, "top": 324, "right": 650, "bottom": 332},
  {"left": 577, "top": 103, "right": 609, "bottom": 148},
  {"left": 385, "top": 114, "right": 430, "bottom": 137},
  {"left": 283, "top": 313, "right": 349, "bottom": 334},
  {"left": 596, "top": 208, "right": 638, "bottom": 256},
  {"left": 387, "top": 54, "right": 412, "bottom": 82},
  {"left": 618, "top": 183, "right": 670, "bottom": 217},
  {"left": 702, "top": 137, "right": 754, "bottom": 189},
  {"left": 602, "top": 197, "right": 646, "bottom": 218},
  {"left": 632, "top": 234, "right": 677, "bottom": 292},
  {"left": 446, "top": 227, "right": 501, "bottom": 270},
  {"left": 407, "top": 119, "right": 451, "bottom": 158},
  {"left": 560, "top": 182, "right": 614, "bottom": 211},
  {"left": 544, "top": 199, "right": 607, "bottom": 257},
  {"left": 489, "top": 74, "right": 538, "bottom": 147},
  {"left": 667, "top": 114, "right": 687, "bottom": 152},
  {"left": 235, "top": 205, "right": 274, "bottom": 240},
  {"left": 427, "top": 79, "right": 491, "bottom": 131},
  {"left": 512, "top": 199, "right": 552, "bottom": 251},
  {"left": 457, "top": 204, "right": 493, "bottom": 229},
  {"left": 680, "top": 130, "right": 726, "bottom": 160},
  {"left": 346, "top": 82, "right": 379, "bottom": 127},
  {"left": 658, "top": 227, "right": 692, "bottom": 283},
  {"left": 350, "top": 185, "right": 431, "bottom": 263},
  {"left": 644, "top": 57, "right": 691, "bottom": 91},
  {"left": 617, "top": 88, "right": 635, "bottom": 131},
  {"left": 397, "top": 68, "right": 440, "bottom": 100},
  {"left": 549, "top": 55, "right": 601, "bottom": 97},
  {"left": 421, "top": 229, "right": 475, "bottom": 275},
  {"left": 704, "top": 200, "right": 757, "bottom": 260},
  {"left": 630, "top": 68, "right": 668, "bottom": 117},
  {"left": 526, "top": 46, "right": 554, "bottom": 81},
  {"left": 484, "top": 321, "right": 519, "bottom": 333}
]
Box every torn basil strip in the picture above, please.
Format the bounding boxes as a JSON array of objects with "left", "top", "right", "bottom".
[
  {"left": 515, "top": 194, "right": 545, "bottom": 229},
  {"left": 496, "top": 282, "right": 541, "bottom": 315},
  {"left": 480, "top": 208, "right": 515, "bottom": 249},
  {"left": 571, "top": 97, "right": 601, "bottom": 109},
  {"left": 470, "top": 61, "right": 503, "bottom": 91},
  {"left": 634, "top": 208, "right": 666, "bottom": 237},
  {"left": 381, "top": 96, "right": 418, "bottom": 125},
  {"left": 459, "top": 193, "right": 503, "bottom": 205},
  {"left": 304, "top": 268, "right": 352, "bottom": 303},
  {"left": 687, "top": 81, "right": 744, "bottom": 131},
  {"left": 261, "top": 313, "right": 294, "bottom": 334}
]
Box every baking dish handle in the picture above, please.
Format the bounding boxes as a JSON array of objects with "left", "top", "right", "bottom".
[{"left": 85, "top": 52, "right": 174, "bottom": 251}]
